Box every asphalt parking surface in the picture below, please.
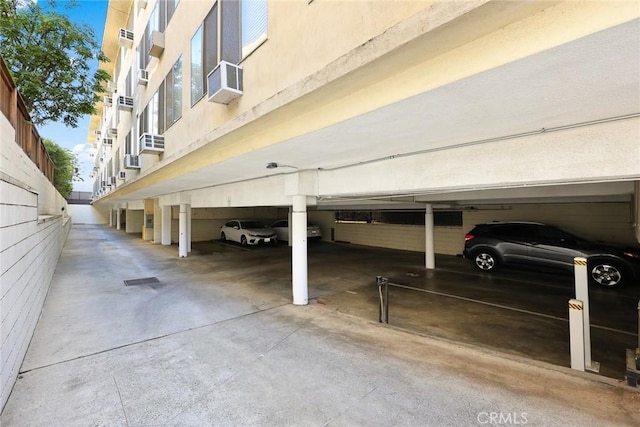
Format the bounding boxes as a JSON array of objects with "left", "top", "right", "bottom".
[{"left": 202, "top": 239, "right": 640, "bottom": 380}]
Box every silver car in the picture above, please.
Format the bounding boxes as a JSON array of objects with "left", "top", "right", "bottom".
[
  {"left": 270, "top": 219, "right": 322, "bottom": 242},
  {"left": 220, "top": 220, "right": 277, "bottom": 245}
]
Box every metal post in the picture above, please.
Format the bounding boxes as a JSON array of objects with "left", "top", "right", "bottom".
[
  {"left": 384, "top": 278, "right": 389, "bottom": 324},
  {"left": 569, "top": 299, "right": 585, "bottom": 371},
  {"left": 637, "top": 299, "right": 640, "bottom": 350},
  {"left": 637, "top": 299, "right": 640, "bottom": 370},
  {"left": 377, "top": 276, "right": 383, "bottom": 323},
  {"left": 376, "top": 276, "right": 389, "bottom": 324}
]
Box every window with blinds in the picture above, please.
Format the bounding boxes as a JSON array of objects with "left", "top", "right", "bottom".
[{"left": 241, "top": 0, "right": 267, "bottom": 58}]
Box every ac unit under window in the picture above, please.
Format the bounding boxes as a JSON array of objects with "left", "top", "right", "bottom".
[
  {"left": 118, "top": 171, "right": 126, "bottom": 180},
  {"left": 117, "top": 95, "right": 134, "bottom": 111},
  {"left": 207, "top": 61, "right": 243, "bottom": 105},
  {"left": 103, "top": 96, "right": 113, "bottom": 107},
  {"left": 124, "top": 154, "right": 141, "bottom": 169},
  {"left": 118, "top": 28, "right": 134, "bottom": 48},
  {"left": 103, "top": 137, "right": 113, "bottom": 146},
  {"left": 101, "top": 180, "right": 107, "bottom": 187},
  {"left": 138, "top": 69, "right": 149, "bottom": 86},
  {"left": 148, "top": 30, "right": 165, "bottom": 58},
  {"left": 93, "top": 130, "right": 101, "bottom": 136},
  {"left": 139, "top": 133, "right": 165, "bottom": 154},
  {"left": 109, "top": 176, "right": 116, "bottom": 185},
  {"left": 107, "top": 127, "right": 117, "bottom": 137}
]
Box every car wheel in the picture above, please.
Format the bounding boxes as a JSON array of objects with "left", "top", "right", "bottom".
[
  {"left": 220, "top": 232, "right": 226, "bottom": 241},
  {"left": 240, "top": 235, "right": 247, "bottom": 246},
  {"left": 472, "top": 250, "right": 499, "bottom": 272},
  {"left": 589, "top": 260, "right": 624, "bottom": 287}
]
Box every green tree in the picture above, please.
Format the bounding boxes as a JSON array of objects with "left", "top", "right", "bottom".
[
  {"left": 0, "top": 0, "right": 110, "bottom": 127},
  {"left": 43, "top": 138, "right": 81, "bottom": 197}
]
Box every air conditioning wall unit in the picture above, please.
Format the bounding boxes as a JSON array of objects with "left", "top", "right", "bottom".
[
  {"left": 138, "top": 69, "right": 149, "bottom": 86},
  {"left": 118, "top": 171, "right": 126, "bottom": 180},
  {"left": 109, "top": 176, "right": 116, "bottom": 185},
  {"left": 207, "top": 61, "right": 243, "bottom": 105},
  {"left": 93, "top": 130, "right": 101, "bottom": 136},
  {"left": 107, "top": 127, "right": 117, "bottom": 137},
  {"left": 139, "top": 133, "right": 165, "bottom": 154},
  {"left": 124, "top": 154, "right": 141, "bottom": 169},
  {"left": 107, "top": 81, "right": 117, "bottom": 94},
  {"left": 103, "top": 96, "right": 113, "bottom": 107},
  {"left": 103, "top": 137, "right": 113, "bottom": 146},
  {"left": 118, "top": 28, "right": 134, "bottom": 48},
  {"left": 117, "top": 95, "right": 134, "bottom": 111},
  {"left": 148, "top": 30, "right": 165, "bottom": 58},
  {"left": 101, "top": 180, "right": 107, "bottom": 187}
]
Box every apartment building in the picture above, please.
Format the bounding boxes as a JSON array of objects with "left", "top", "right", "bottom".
[{"left": 89, "top": 1, "right": 640, "bottom": 303}]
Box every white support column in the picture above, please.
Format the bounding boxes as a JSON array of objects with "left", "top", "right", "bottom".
[
  {"left": 161, "top": 205, "right": 172, "bottom": 246},
  {"left": 179, "top": 203, "right": 188, "bottom": 257},
  {"left": 116, "top": 208, "right": 121, "bottom": 230},
  {"left": 425, "top": 204, "right": 435, "bottom": 269},
  {"left": 287, "top": 208, "right": 293, "bottom": 247},
  {"left": 292, "top": 195, "right": 308, "bottom": 305},
  {"left": 187, "top": 205, "right": 192, "bottom": 253}
]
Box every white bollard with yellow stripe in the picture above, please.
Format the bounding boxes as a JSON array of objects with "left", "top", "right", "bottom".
[
  {"left": 569, "top": 299, "right": 585, "bottom": 371},
  {"left": 573, "top": 257, "right": 600, "bottom": 373}
]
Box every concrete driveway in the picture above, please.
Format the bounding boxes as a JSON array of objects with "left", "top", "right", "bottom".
[{"left": 1, "top": 225, "right": 639, "bottom": 426}]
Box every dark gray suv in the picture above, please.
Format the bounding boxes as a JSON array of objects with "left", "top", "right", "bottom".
[{"left": 463, "top": 222, "right": 640, "bottom": 287}]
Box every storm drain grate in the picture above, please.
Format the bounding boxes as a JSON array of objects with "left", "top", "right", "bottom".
[{"left": 124, "top": 277, "right": 160, "bottom": 286}]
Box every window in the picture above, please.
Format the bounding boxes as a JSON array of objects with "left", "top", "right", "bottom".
[
  {"left": 190, "top": 26, "right": 204, "bottom": 105},
  {"left": 115, "top": 148, "right": 120, "bottom": 174},
  {"left": 163, "top": 56, "right": 182, "bottom": 128},
  {"left": 190, "top": 1, "right": 267, "bottom": 106},
  {"left": 141, "top": 0, "right": 177, "bottom": 67},
  {"left": 171, "top": 56, "right": 182, "bottom": 122},
  {"left": 125, "top": 131, "right": 133, "bottom": 155},
  {"left": 335, "top": 210, "right": 463, "bottom": 227},
  {"left": 139, "top": 89, "right": 161, "bottom": 136},
  {"left": 139, "top": 57, "right": 181, "bottom": 140},
  {"left": 204, "top": 5, "right": 219, "bottom": 83},
  {"left": 241, "top": 0, "right": 267, "bottom": 58}
]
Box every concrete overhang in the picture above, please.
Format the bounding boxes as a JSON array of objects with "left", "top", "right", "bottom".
[{"left": 94, "top": 3, "right": 640, "bottom": 209}]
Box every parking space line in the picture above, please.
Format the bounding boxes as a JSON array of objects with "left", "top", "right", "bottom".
[{"left": 390, "top": 283, "right": 636, "bottom": 337}]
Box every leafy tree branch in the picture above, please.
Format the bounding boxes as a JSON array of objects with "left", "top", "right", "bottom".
[{"left": 0, "top": 0, "right": 110, "bottom": 127}]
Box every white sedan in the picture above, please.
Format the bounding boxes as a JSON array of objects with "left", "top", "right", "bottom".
[
  {"left": 270, "top": 219, "right": 322, "bottom": 242},
  {"left": 220, "top": 220, "right": 277, "bottom": 245}
]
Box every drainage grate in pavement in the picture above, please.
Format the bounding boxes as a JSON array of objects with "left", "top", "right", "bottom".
[{"left": 124, "top": 277, "right": 160, "bottom": 286}]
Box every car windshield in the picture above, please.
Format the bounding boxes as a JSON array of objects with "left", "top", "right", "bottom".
[{"left": 240, "top": 221, "right": 265, "bottom": 229}]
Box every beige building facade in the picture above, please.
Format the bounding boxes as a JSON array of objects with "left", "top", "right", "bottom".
[{"left": 89, "top": 0, "right": 640, "bottom": 299}]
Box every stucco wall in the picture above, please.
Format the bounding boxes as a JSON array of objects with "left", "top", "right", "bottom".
[
  {"left": 1, "top": 115, "right": 70, "bottom": 410},
  {"left": 67, "top": 204, "right": 109, "bottom": 225},
  {"left": 316, "top": 202, "right": 636, "bottom": 256},
  {"left": 125, "top": 209, "right": 144, "bottom": 234}
]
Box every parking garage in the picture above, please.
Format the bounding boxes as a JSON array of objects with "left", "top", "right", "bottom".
[{"left": 94, "top": 12, "right": 640, "bottom": 384}]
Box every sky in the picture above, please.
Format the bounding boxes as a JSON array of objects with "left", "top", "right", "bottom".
[{"left": 37, "top": 0, "right": 109, "bottom": 191}]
